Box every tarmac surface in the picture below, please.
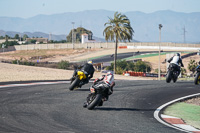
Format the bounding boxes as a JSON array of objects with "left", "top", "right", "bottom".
[{"left": 0, "top": 80, "right": 199, "bottom": 133}]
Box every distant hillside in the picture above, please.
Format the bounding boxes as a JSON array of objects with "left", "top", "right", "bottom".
[
  {"left": 0, "top": 30, "right": 66, "bottom": 41},
  {"left": 0, "top": 30, "right": 139, "bottom": 42},
  {"left": 0, "top": 30, "right": 108, "bottom": 42},
  {"left": 0, "top": 10, "right": 199, "bottom": 43}
]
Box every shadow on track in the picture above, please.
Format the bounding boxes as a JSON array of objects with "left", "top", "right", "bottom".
[
  {"left": 94, "top": 107, "right": 155, "bottom": 112},
  {"left": 74, "top": 89, "right": 90, "bottom": 91}
]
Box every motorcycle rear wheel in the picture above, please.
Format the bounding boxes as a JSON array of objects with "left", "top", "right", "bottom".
[
  {"left": 194, "top": 72, "right": 200, "bottom": 85},
  {"left": 173, "top": 72, "right": 178, "bottom": 83},
  {"left": 87, "top": 94, "right": 102, "bottom": 110},
  {"left": 166, "top": 71, "right": 172, "bottom": 83},
  {"left": 69, "top": 78, "right": 80, "bottom": 91}
]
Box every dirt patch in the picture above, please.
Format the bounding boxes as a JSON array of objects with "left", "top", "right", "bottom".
[
  {"left": 0, "top": 62, "right": 155, "bottom": 82},
  {"left": 185, "top": 97, "right": 200, "bottom": 106},
  {"left": 0, "top": 49, "right": 100, "bottom": 62}
]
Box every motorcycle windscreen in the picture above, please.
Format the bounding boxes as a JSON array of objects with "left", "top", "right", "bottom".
[{"left": 77, "top": 71, "right": 86, "bottom": 80}]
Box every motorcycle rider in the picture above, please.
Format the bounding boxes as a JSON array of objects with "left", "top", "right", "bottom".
[
  {"left": 83, "top": 71, "right": 115, "bottom": 108},
  {"left": 71, "top": 61, "right": 95, "bottom": 86},
  {"left": 167, "top": 53, "right": 184, "bottom": 76}
]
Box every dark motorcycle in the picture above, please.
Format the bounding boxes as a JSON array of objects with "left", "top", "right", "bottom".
[
  {"left": 166, "top": 64, "right": 179, "bottom": 83},
  {"left": 194, "top": 65, "right": 200, "bottom": 85},
  {"left": 69, "top": 68, "right": 88, "bottom": 91},
  {"left": 85, "top": 81, "right": 111, "bottom": 110}
]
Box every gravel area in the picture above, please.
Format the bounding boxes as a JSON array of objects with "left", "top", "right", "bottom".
[
  {"left": 185, "top": 97, "right": 200, "bottom": 106},
  {"left": 0, "top": 62, "right": 155, "bottom": 82}
]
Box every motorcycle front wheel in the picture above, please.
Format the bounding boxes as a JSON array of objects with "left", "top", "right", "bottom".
[
  {"left": 87, "top": 94, "right": 102, "bottom": 110},
  {"left": 194, "top": 72, "right": 200, "bottom": 85},
  {"left": 69, "top": 78, "right": 80, "bottom": 91}
]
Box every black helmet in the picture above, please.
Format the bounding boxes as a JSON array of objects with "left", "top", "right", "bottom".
[{"left": 176, "top": 53, "right": 180, "bottom": 57}]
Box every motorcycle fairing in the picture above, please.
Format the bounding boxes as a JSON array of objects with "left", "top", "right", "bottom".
[{"left": 77, "top": 71, "right": 86, "bottom": 80}]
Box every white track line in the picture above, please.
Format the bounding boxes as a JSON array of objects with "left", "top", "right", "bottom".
[
  {"left": 0, "top": 81, "right": 70, "bottom": 88},
  {"left": 0, "top": 80, "right": 94, "bottom": 88}
]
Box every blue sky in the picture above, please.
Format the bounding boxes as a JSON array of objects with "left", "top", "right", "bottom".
[{"left": 0, "top": 0, "right": 200, "bottom": 18}]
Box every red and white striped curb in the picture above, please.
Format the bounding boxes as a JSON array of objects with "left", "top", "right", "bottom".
[{"left": 161, "top": 114, "right": 200, "bottom": 133}]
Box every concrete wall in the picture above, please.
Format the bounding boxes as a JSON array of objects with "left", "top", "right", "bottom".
[{"left": 0, "top": 42, "right": 200, "bottom": 52}]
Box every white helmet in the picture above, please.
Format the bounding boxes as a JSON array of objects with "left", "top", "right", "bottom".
[{"left": 104, "top": 71, "right": 114, "bottom": 85}]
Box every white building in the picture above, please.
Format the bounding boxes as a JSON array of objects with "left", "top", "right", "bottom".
[{"left": 81, "top": 33, "right": 97, "bottom": 44}]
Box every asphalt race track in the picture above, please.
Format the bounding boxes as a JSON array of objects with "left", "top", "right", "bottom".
[
  {"left": 0, "top": 80, "right": 199, "bottom": 133},
  {"left": 90, "top": 51, "right": 162, "bottom": 63}
]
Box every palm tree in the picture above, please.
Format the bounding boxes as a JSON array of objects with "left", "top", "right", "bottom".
[{"left": 103, "top": 12, "right": 134, "bottom": 74}]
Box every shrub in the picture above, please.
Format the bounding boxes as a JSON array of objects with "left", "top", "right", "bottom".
[
  {"left": 188, "top": 59, "right": 198, "bottom": 73},
  {"left": 58, "top": 60, "right": 70, "bottom": 69},
  {"left": 106, "top": 60, "right": 151, "bottom": 74},
  {"left": 12, "top": 59, "right": 18, "bottom": 64},
  {"left": 181, "top": 67, "right": 186, "bottom": 76},
  {"left": 2, "top": 41, "right": 19, "bottom": 47},
  {"left": 134, "top": 60, "right": 151, "bottom": 72},
  {"left": 154, "top": 68, "right": 165, "bottom": 74},
  {"left": 11, "top": 59, "right": 35, "bottom": 66},
  {"left": 116, "top": 66, "right": 124, "bottom": 74}
]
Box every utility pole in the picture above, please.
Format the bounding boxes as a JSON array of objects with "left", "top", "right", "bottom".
[
  {"left": 183, "top": 26, "right": 187, "bottom": 43},
  {"left": 49, "top": 32, "right": 52, "bottom": 41},
  {"left": 158, "top": 24, "right": 163, "bottom": 81},
  {"left": 71, "top": 22, "right": 75, "bottom": 49}
]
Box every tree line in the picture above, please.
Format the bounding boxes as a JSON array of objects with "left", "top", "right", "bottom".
[{"left": 0, "top": 34, "right": 29, "bottom": 41}]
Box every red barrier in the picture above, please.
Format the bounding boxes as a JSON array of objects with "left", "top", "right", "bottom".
[
  {"left": 143, "top": 73, "right": 146, "bottom": 77},
  {"left": 123, "top": 71, "right": 148, "bottom": 77},
  {"left": 131, "top": 71, "right": 133, "bottom": 76},
  {"left": 118, "top": 46, "right": 127, "bottom": 49}
]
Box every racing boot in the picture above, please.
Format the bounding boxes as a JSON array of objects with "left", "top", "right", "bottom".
[{"left": 83, "top": 102, "right": 88, "bottom": 108}]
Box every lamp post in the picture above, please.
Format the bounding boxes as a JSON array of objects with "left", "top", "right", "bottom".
[
  {"left": 71, "top": 22, "right": 75, "bottom": 49},
  {"left": 158, "top": 24, "right": 163, "bottom": 80}
]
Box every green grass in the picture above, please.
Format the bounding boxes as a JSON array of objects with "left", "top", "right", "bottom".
[
  {"left": 79, "top": 55, "right": 109, "bottom": 62},
  {"left": 125, "top": 52, "right": 168, "bottom": 60},
  {"left": 79, "top": 51, "right": 192, "bottom": 62},
  {"left": 124, "top": 51, "right": 192, "bottom": 61},
  {"left": 164, "top": 102, "right": 200, "bottom": 129}
]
